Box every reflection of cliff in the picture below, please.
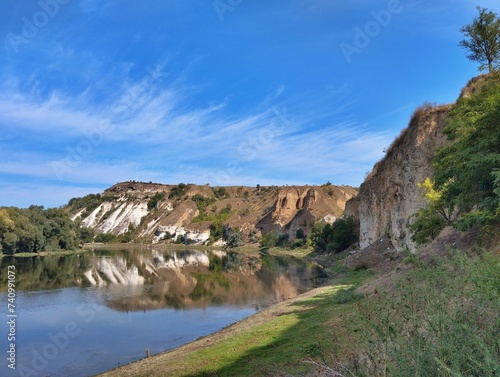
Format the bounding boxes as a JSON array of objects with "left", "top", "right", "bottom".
[
  {"left": 96, "top": 250, "right": 326, "bottom": 312},
  {"left": 84, "top": 257, "right": 145, "bottom": 286},
  {"left": 0, "top": 249, "right": 325, "bottom": 311},
  {"left": 272, "top": 275, "right": 298, "bottom": 302}
]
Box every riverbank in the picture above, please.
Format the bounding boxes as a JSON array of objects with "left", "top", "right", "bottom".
[
  {"left": 0, "top": 248, "right": 88, "bottom": 258},
  {"left": 97, "top": 253, "right": 372, "bottom": 377}
]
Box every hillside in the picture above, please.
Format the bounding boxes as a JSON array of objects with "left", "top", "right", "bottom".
[
  {"left": 346, "top": 73, "right": 500, "bottom": 253},
  {"left": 67, "top": 182, "right": 358, "bottom": 245}
]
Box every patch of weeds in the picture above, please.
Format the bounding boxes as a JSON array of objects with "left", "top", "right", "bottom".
[
  {"left": 344, "top": 251, "right": 500, "bottom": 376},
  {"left": 330, "top": 286, "right": 363, "bottom": 304},
  {"left": 402, "top": 246, "right": 421, "bottom": 266}
]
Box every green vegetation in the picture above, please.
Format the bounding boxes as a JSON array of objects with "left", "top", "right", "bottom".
[
  {"left": 68, "top": 193, "right": 118, "bottom": 217},
  {"left": 0, "top": 206, "right": 87, "bottom": 254},
  {"left": 259, "top": 230, "right": 280, "bottom": 248},
  {"left": 411, "top": 74, "right": 500, "bottom": 244},
  {"left": 93, "top": 233, "right": 132, "bottom": 243},
  {"left": 147, "top": 191, "right": 165, "bottom": 210},
  {"left": 224, "top": 228, "right": 244, "bottom": 249},
  {"left": 344, "top": 251, "right": 500, "bottom": 376},
  {"left": 212, "top": 187, "right": 228, "bottom": 199},
  {"left": 309, "top": 216, "right": 357, "bottom": 253},
  {"left": 459, "top": 6, "right": 500, "bottom": 72},
  {"left": 191, "top": 194, "right": 216, "bottom": 214},
  {"left": 193, "top": 199, "right": 232, "bottom": 224},
  {"left": 168, "top": 183, "right": 190, "bottom": 199}
]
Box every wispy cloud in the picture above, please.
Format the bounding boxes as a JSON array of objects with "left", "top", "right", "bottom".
[{"left": 0, "top": 67, "right": 392, "bottom": 201}]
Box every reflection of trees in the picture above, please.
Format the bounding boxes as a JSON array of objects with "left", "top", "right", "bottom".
[{"left": 0, "top": 253, "right": 92, "bottom": 291}]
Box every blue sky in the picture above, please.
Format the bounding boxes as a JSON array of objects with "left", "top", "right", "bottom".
[{"left": 0, "top": 0, "right": 498, "bottom": 208}]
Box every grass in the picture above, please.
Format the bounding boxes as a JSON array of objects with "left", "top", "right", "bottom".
[
  {"left": 338, "top": 250, "right": 500, "bottom": 377},
  {"left": 110, "top": 286, "right": 361, "bottom": 377}
]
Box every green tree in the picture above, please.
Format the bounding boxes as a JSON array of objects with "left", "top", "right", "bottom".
[
  {"left": 459, "top": 7, "right": 500, "bottom": 72},
  {"left": 260, "top": 230, "right": 279, "bottom": 248},
  {"left": 434, "top": 74, "right": 500, "bottom": 228},
  {"left": 147, "top": 191, "right": 165, "bottom": 210},
  {"left": 224, "top": 228, "right": 244, "bottom": 249},
  {"left": 310, "top": 217, "right": 357, "bottom": 253}
]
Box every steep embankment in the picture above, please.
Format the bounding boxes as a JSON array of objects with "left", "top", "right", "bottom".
[
  {"left": 68, "top": 182, "right": 357, "bottom": 244},
  {"left": 345, "top": 104, "right": 451, "bottom": 252},
  {"left": 345, "top": 74, "right": 500, "bottom": 252}
]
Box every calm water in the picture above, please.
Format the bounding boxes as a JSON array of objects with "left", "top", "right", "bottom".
[{"left": 0, "top": 248, "right": 325, "bottom": 377}]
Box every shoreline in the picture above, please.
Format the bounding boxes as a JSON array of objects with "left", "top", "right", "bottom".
[
  {"left": 0, "top": 248, "right": 89, "bottom": 258},
  {"left": 96, "top": 282, "right": 346, "bottom": 377}
]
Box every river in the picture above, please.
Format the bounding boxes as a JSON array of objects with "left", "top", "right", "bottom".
[{"left": 0, "top": 247, "right": 326, "bottom": 377}]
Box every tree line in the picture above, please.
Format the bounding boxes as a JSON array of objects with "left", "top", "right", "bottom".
[{"left": 0, "top": 206, "right": 90, "bottom": 255}]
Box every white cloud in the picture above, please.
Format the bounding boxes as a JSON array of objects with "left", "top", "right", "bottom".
[{"left": 0, "top": 61, "right": 396, "bottom": 206}]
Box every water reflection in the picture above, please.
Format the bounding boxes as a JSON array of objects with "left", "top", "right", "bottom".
[{"left": 0, "top": 248, "right": 327, "bottom": 311}]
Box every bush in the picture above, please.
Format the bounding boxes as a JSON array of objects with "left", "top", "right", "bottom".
[
  {"left": 212, "top": 187, "right": 228, "bottom": 199},
  {"left": 168, "top": 183, "right": 189, "bottom": 199},
  {"left": 310, "top": 216, "right": 358, "bottom": 253},
  {"left": 224, "top": 228, "right": 244, "bottom": 249},
  {"left": 261, "top": 230, "right": 279, "bottom": 248},
  {"left": 330, "top": 286, "right": 363, "bottom": 304},
  {"left": 94, "top": 233, "right": 118, "bottom": 243},
  {"left": 147, "top": 192, "right": 165, "bottom": 210}
]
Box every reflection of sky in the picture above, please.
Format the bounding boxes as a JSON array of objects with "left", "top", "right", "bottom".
[{"left": 0, "top": 287, "right": 256, "bottom": 377}]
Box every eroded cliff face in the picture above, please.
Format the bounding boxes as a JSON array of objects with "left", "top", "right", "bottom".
[
  {"left": 345, "top": 104, "right": 451, "bottom": 252},
  {"left": 69, "top": 182, "right": 358, "bottom": 245},
  {"left": 256, "top": 186, "right": 357, "bottom": 236}
]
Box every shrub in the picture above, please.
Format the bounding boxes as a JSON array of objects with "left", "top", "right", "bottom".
[
  {"left": 168, "top": 183, "right": 189, "bottom": 199},
  {"left": 261, "top": 230, "right": 279, "bottom": 248},
  {"left": 330, "top": 286, "right": 363, "bottom": 304},
  {"left": 212, "top": 187, "right": 227, "bottom": 199},
  {"left": 147, "top": 192, "right": 165, "bottom": 210},
  {"left": 311, "top": 216, "right": 358, "bottom": 253}
]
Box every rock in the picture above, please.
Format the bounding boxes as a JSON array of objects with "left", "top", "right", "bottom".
[{"left": 345, "top": 104, "right": 451, "bottom": 252}]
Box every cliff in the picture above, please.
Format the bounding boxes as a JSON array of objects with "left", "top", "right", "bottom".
[
  {"left": 68, "top": 182, "right": 358, "bottom": 245},
  {"left": 345, "top": 104, "right": 452, "bottom": 252}
]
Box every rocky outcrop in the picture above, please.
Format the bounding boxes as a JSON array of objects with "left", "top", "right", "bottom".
[
  {"left": 256, "top": 186, "right": 358, "bottom": 237},
  {"left": 69, "top": 182, "right": 358, "bottom": 245},
  {"left": 345, "top": 104, "right": 452, "bottom": 252}
]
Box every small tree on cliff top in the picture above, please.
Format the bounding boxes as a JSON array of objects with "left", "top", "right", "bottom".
[{"left": 459, "top": 6, "right": 500, "bottom": 72}]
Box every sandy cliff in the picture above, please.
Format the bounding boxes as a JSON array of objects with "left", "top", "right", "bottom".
[{"left": 345, "top": 104, "right": 452, "bottom": 252}]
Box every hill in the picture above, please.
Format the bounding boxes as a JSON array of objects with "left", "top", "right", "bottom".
[{"left": 67, "top": 182, "right": 358, "bottom": 245}]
